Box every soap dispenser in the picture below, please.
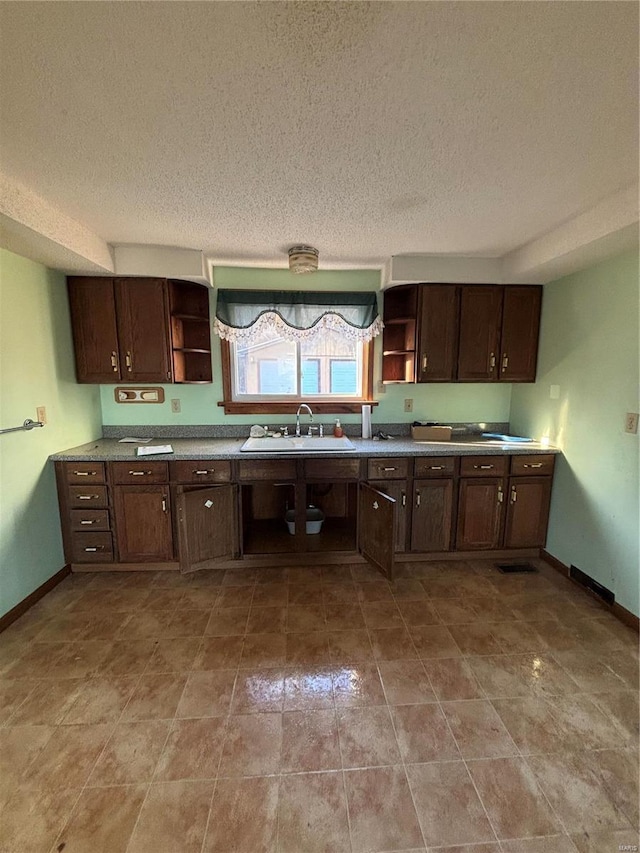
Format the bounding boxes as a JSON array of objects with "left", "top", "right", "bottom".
[{"left": 333, "top": 419, "right": 344, "bottom": 438}]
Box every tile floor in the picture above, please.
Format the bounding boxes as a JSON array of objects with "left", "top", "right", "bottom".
[{"left": 0, "top": 558, "right": 638, "bottom": 853}]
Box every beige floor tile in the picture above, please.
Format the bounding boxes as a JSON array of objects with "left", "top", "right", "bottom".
[
  {"left": 88, "top": 720, "right": 169, "bottom": 785},
  {"left": 3, "top": 641, "right": 67, "bottom": 679},
  {"left": 468, "top": 653, "right": 580, "bottom": 699},
  {"left": 285, "top": 630, "right": 331, "bottom": 665},
  {"left": 22, "top": 723, "right": 112, "bottom": 790},
  {"left": 120, "top": 672, "right": 187, "bottom": 721},
  {"left": 53, "top": 783, "right": 147, "bottom": 853},
  {"left": 62, "top": 676, "right": 139, "bottom": 724},
  {"left": 0, "top": 724, "right": 55, "bottom": 804},
  {"left": 177, "top": 586, "right": 220, "bottom": 609},
  {"left": 583, "top": 747, "right": 639, "bottom": 828},
  {"left": 489, "top": 620, "right": 550, "bottom": 654},
  {"left": 194, "top": 635, "right": 245, "bottom": 669},
  {"left": 96, "top": 639, "right": 156, "bottom": 676},
  {"left": 246, "top": 605, "right": 287, "bottom": 634},
  {"left": 154, "top": 716, "right": 226, "bottom": 781},
  {"left": 231, "top": 667, "right": 284, "bottom": 714},
  {"left": 241, "top": 633, "right": 288, "bottom": 667},
  {"left": 164, "top": 608, "right": 211, "bottom": 638},
  {"left": 337, "top": 705, "right": 401, "bottom": 768},
  {"left": 369, "top": 627, "right": 418, "bottom": 660},
  {"left": 116, "top": 609, "right": 174, "bottom": 639},
  {"left": 589, "top": 690, "right": 639, "bottom": 744},
  {"left": 570, "top": 828, "right": 640, "bottom": 853},
  {"left": 492, "top": 695, "right": 573, "bottom": 755},
  {"left": 145, "top": 637, "right": 200, "bottom": 672},
  {"left": 327, "top": 628, "right": 375, "bottom": 663},
  {"left": 251, "top": 582, "right": 288, "bottom": 606},
  {"left": 396, "top": 599, "right": 441, "bottom": 626},
  {"left": 0, "top": 784, "right": 80, "bottom": 853},
  {"left": 499, "top": 836, "right": 580, "bottom": 852},
  {"left": 127, "top": 780, "right": 214, "bottom": 853},
  {"left": 332, "top": 662, "right": 386, "bottom": 708},
  {"left": 176, "top": 668, "right": 236, "bottom": 717},
  {"left": 287, "top": 603, "right": 327, "bottom": 632},
  {"left": 283, "top": 666, "right": 335, "bottom": 710},
  {"left": 552, "top": 650, "right": 632, "bottom": 692},
  {"left": 390, "top": 578, "right": 430, "bottom": 600},
  {"left": 0, "top": 678, "right": 35, "bottom": 724},
  {"left": 277, "top": 770, "right": 351, "bottom": 853},
  {"left": 392, "top": 703, "right": 460, "bottom": 763},
  {"left": 219, "top": 712, "right": 282, "bottom": 776},
  {"left": 355, "top": 580, "right": 395, "bottom": 602},
  {"left": 442, "top": 699, "right": 519, "bottom": 759},
  {"left": 406, "top": 760, "right": 496, "bottom": 848},
  {"left": 362, "top": 600, "right": 404, "bottom": 629},
  {"left": 423, "top": 657, "right": 484, "bottom": 700},
  {"left": 410, "top": 625, "right": 462, "bottom": 659},
  {"left": 466, "top": 756, "right": 562, "bottom": 839},
  {"left": 378, "top": 659, "right": 437, "bottom": 705},
  {"left": 203, "top": 775, "right": 278, "bottom": 852},
  {"left": 205, "top": 606, "right": 250, "bottom": 636},
  {"left": 345, "top": 765, "right": 424, "bottom": 852},
  {"left": 448, "top": 623, "right": 507, "bottom": 655},
  {"left": 325, "top": 602, "right": 366, "bottom": 629},
  {"left": 217, "top": 587, "right": 254, "bottom": 608},
  {"left": 7, "top": 677, "right": 83, "bottom": 725},
  {"left": 281, "top": 709, "right": 341, "bottom": 772}
]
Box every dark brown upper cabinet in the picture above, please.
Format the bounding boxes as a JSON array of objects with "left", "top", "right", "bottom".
[
  {"left": 68, "top": 276, "right": 212, "bottom": 384},
  {"left": 382, "top": 283, "right": 542, "bottom": 385},
  {"left": 417, "top": 284, "right": 459, "bottom": 382}
]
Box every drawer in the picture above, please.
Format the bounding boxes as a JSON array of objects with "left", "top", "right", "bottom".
[
  {"left": 460, "top": 456, "right": 508, "bottom": 477},
  {"left": 305, "top": 458, "right": 361, "bottom": 480},
  {"left": 71, "top": 532, "right": 113, "bottom": 563},
  {"left": 67, "top": 485, "right": 109, "bottom": 508},
  {"left": 366, "top": 458, "right": 409, "bottom": 480},
  {"left": 171, "top": 460, "right": 231, "bottom": 484},
  {"left": 62, "top": 462, "right": 106, "bottom": 484},
  {"left": 510, "top": 454, "right": 556, "bottom": 476},
  {"left": 238, "top": 459, "right": 297, "bottom": 481},
  {"left": 70, "top": 509, "right": 110, "bottom": 532},
  {"left": 110, "top": 461, "right": 169, "bottom": 484},
  {"left": 414, "top": 457, "right": 456, "bottom": 478}
]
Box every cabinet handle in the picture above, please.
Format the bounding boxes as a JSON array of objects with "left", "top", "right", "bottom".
[
  {"left": 128, "top": 470, "right": 152, "bottom": 476},
  {"left": 510, "top": 486, "right": 517, "bottom": 504},
  {"left": 416, "top": 490, "right": 421, "bottom": 507},
  {"left": 73, "top": 471, "right": 96, "bottom": 477},
  {"left": 501, "top": 353, "right": 509, "bottom": 372},
  {"left": 489, "top": 352, "right": 496, "bottom": 370},
  {"left": 401, "top": 491, "right": 406, "bottom": 507},
  {"left": 422, "top": 355, "right": 428, "bottom": 372},
  {"left": 523, "top": 463, "right": 543, "bottom": 469},
  {"left": 382, "top": 467, "right": 397, "bottom": 472},
  {"left": 77, "top": 494, "right": 99, "bottom": 500},
  {"left": 473, "top": 464, "right": 494, "bottom": 470},
  {"left": 125, "top": 351, "right": 133, "bottom": 372},
  {"left": 110, "top": 351, "right": 118, "bottom": 372},
  {"left": 193, "top": 469, "right": 214, "bottom": 475},
  {"left": 161, "top": 497, "right": 167, "bottom": 512},
  {"left": 79, "top": 520, "right": 96, "bottom": 525},
  {"left": 497, "top": 486, "right": 504, "bottom": 504},
  {"left": 428, "top": 465, "right": 444, "bottom": 470},
  {"left": 84, "top": 546, "right": 104, "bottom": 553}
]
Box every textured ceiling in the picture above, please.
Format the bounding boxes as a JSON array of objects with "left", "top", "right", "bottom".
[{"left": 0, "top": 1, "right": 637, "bottom": 270}]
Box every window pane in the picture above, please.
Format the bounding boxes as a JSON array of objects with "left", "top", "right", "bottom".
[
  {"left": 301, "top": 359, "right": 320, "bottom": 394},
  {"left": 330, "top": 360, "right": 357, "bottom": 394},
  {"left": 233, "top": 331, "right": 297, "bottom": 396}
]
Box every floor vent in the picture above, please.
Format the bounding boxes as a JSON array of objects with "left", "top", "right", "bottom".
[
  {"left": 495, "top": 562, "right": 538, "bottom": 574},
  {"left": 569, "top": 565, "right": 615, "bottom": 605}
]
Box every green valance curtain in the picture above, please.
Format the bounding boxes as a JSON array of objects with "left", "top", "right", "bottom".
[{"left": 213, "top": 289, "right": 383, "bottom": 343}]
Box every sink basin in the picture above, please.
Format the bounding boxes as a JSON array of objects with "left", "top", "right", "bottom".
[{"left": 240, "top": 435, "right": 356, "bottom": 452}]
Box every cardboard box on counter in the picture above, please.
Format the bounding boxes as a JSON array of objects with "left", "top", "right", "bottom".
[{"left": 411, "top": 425, "right": 453, "bottom": 441}]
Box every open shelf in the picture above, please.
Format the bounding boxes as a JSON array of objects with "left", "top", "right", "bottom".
[
  {"left": 382, "top": 285, "right": 418, "bottom": 384},
  {"left": 168, "top": 280, "right": 213, "bottom": 384}
]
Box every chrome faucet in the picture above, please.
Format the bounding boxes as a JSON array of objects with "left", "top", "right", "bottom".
[{"left": 295, "top": 404, "right": 313, "bottom": 437}]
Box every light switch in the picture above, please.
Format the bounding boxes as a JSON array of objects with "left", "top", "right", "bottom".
[
  {"left": 625, "top": 412, "right": 639, "bottom": 434},
  {"left": 171, "top": 399, "right": 181, "bottom": 413}
]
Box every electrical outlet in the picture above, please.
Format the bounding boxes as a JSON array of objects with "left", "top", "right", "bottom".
[
  {"left": 36, "top": 406, "right": 47, "bottom": 424},
  {"left": 404, "top": 398, "right": 413, "bottom": 413},
  {"left": 170, "top": 399, "right": 181, "bottom": 414},
  {"left": 625, "top": 412, "right": 638, "bottom": 434}
]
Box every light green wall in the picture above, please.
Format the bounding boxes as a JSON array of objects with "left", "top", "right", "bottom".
[
  {"left": 100, "top": 266, "right": 512, "bottom": 427},
  {"left": 0, "top": 249, "right": 102, "bottom": 617},
  {"left": 510, "top": 249, "right": 639, "bottom": 616}
]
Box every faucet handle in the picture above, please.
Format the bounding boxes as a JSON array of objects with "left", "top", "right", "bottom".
[
  {"left": 307, "top": 426, "right": 319, "bottom": 437},
  {"left": 280, "top": 426, "right": 289, "bottom": 436},
  {"left": 319, "top": 424, "right": 324, "bottom": 437}
]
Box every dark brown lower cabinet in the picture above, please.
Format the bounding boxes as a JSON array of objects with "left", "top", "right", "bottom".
[
  {"left": 368, "top": 480, "right": 407, "bottom": 552},
  {"left": 358, "top": 482, "right": 396, "bottom": 580},
  {"left": 456, "top": 478, "right": 505, "bottom": 550},
  {"left": 176, "top": 484, "right": 239, "bottom": 572},
  {"left": 411, "top": 479, "right": 454, "bottom": 552},
  {"left": 113, "top": 485, "right": 173, "bottom": 562},
  {"left": 504, "top": 477, "right": 552, "bottom": 548}
]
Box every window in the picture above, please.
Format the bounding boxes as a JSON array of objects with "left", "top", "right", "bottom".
[{"left": 215, "top": 289, "right": 380, "bottom": 413}]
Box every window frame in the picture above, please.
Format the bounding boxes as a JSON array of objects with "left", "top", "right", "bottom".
[{"left": 218, "top": 338, "right": 377, "bottom": 414}]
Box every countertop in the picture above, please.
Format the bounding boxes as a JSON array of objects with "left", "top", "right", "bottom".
[{"left": 50, "top": 436, "right": 560, "bottom": 462}]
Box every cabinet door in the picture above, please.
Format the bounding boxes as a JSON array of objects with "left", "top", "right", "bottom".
[
  {"left": 115, "top": 278, "right": 172, "bottom": 382},
  {"left": 67, "top": 277, "right": 121, "bottom": 382},
  {"left": 457, "top": 286, "right": 502, "bottom": 381},
  {"left": 113, "top": 485, "right": 173, "bottom": 561},
  {"left": 368, "top": 480, "right": 407, "bottom": 552},
  {"left": 504, "top": 477, "right": 552, "bottom": 548},
  {"left": 456, "top": 478, "right": 505, "bottom": 550},
  {"left": 358, "top": 482, "right": 396, "bottom": 580},
  {"left": 417, "top": 285, "right": 459, "bottom": 382},
  {"left": 176, "top": 485, "right": 238, "bottom": 573},
  {"left": 499, "top": 286, "right": 542, "bottom": 382},
  {"left": 411, "top": 479, "right": 454, "bottom": 552}
]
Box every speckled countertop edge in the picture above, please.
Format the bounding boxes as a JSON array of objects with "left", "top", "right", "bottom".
[{"left": 50, "top": 437, "right": 560, "bottom": 462}]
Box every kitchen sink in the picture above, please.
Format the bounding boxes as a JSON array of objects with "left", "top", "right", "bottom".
[{"left": 240, "top": 435, "right": 356, "bottom": 452}]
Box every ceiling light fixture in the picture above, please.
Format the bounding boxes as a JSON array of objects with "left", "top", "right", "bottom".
[{"left": 288, "top": 245, "right": 319, "bottom": 274}]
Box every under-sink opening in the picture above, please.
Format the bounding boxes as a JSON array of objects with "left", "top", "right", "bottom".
[{"left": 305, "top": 481, "right": 358, "bottom": 552}]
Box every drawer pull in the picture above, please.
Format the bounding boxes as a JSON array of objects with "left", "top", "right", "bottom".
[
  {"left": 502, "top": 354, "right": 509, "bottom": 371},
  {"left": 497, "top": 486, "right": 504, "bottom": 504},
  {"left": 194, "top": 469, "right": 213, "bottom": 475},
  {"left": 84, "top": 546, "right": 105, "bottom": 553},
  {"left": 416, "top": 490, "right": 421, "bottom": 507},
  {"left": 401, "top": 491, "right": 406, "bottom": 507},
  {"left": 510, "top": 486, "right": 517, "bottom": 503},
  {"left": 523, "top": 463, "right": 543, "bottom": 469},
  {"left": 110, "top": 351, "right": 118, "bottom": 372},
  {"left": 73, "top": 471, "right": 96, "bottom": 477},
  {"left": 489, "top": 352, "right": 496, "bottom": 370},
  {"left": 429, "top": 465, "right": 444, "bottom": 470},
  {"left": 382, "top": 467, "right": 397, "bottom": 472},
  {"left": 128, "top": 470, "right": 152, "bottom": 476},
  {"left": 422, "top": 355, "right": 428, "bottom": 372},
  {"left": 125, "top": 351, "right": 133, "bottom": 372},
  {"left": 474, "top": 464, "right": 494, "bottom": 470},
  {"left": 161, "top": 497, "right": 167, "bottom": 512},
  {"left": 77, "top": 494, "right": 99, "bottom": 500},
  {"left": 79, "top": 520, "right": 96, "bottom": 525}
]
